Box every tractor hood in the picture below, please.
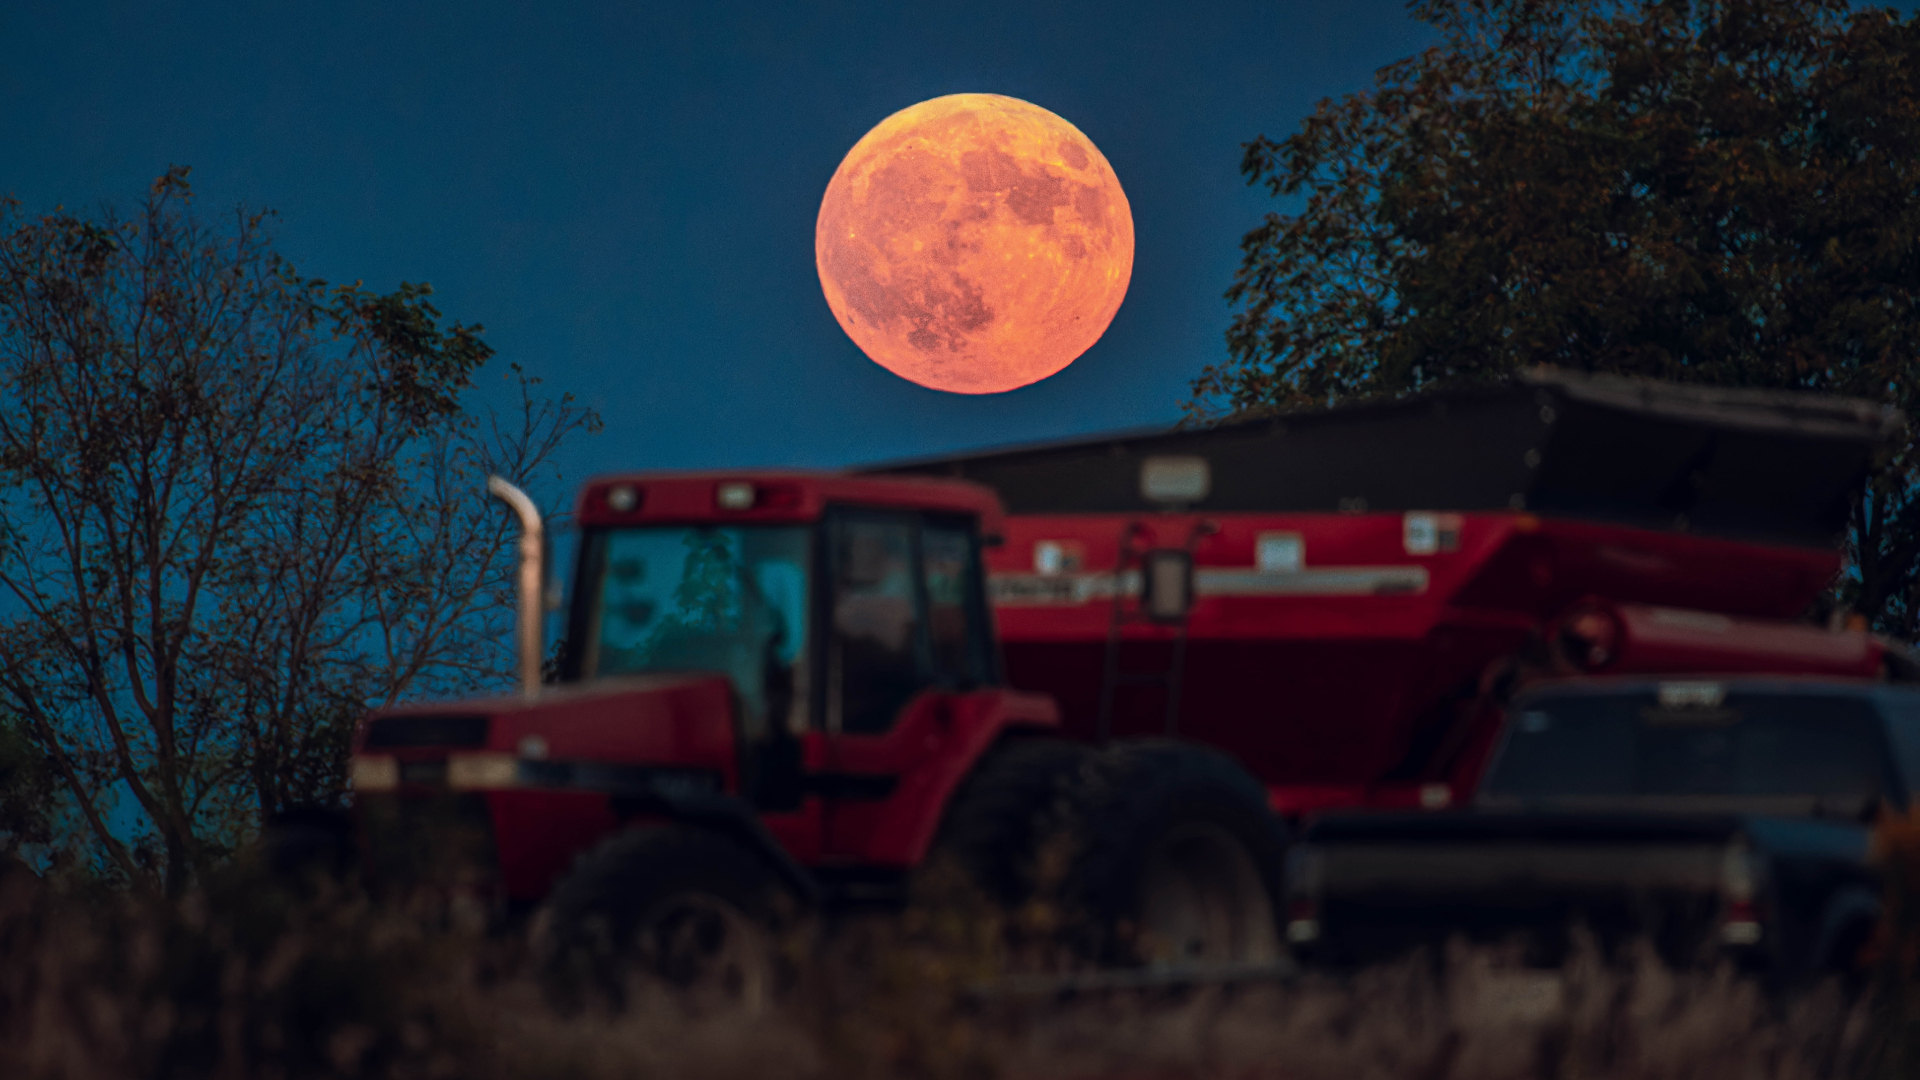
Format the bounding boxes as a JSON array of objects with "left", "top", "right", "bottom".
[{"left": 352, "top": 674, "right": 741, "bottom": 793}]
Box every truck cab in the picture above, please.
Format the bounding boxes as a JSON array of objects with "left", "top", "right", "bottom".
[{"left": 1284, "top": 676, "right": 1920, "bottom": 980}]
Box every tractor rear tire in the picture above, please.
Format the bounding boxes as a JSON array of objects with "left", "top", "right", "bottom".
[
  {"left": 926, "top": 737, "right": 1092, "bottom": 908},
  {"left": 536, "top": 825, "right": 793, "bottom": 1013},
  {"left": 1043, "top": 739, "right": 1286, "bottom": 967}
]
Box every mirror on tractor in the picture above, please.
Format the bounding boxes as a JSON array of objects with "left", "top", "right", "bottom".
[{"left": 1141, "top": 549, "right": 1195, "bottom": 624}]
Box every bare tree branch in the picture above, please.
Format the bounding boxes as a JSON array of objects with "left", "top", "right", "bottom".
[{"left": 0, "top": 169, "right": 599, "bottom": 889}]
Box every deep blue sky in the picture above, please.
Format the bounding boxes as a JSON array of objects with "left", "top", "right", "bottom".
[{"left": 3, "top": 0, "right": 1433, "bottom": 488}]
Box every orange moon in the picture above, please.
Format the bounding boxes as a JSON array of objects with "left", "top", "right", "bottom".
[{"left": 816, "top": 94, "right": 1134, "bottom": 394}]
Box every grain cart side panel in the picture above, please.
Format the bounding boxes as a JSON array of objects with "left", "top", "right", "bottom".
[{"left": 980, "top": 511, "right": 1855, "bottom": 793}]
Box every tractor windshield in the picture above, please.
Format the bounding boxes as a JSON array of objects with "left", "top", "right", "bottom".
[{"left": 580, "top": 526, "right": 810, "bottom": 739}]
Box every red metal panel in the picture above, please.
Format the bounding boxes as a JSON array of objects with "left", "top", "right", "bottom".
[
  {"left": 822, "top": 688, "right": 1058, "bottom": 867},
  {"left": 487, "top": 790, "right": 619, "bottom": 903},
  {"left": 760, "top": 798, "right": 827, "bottom": 867},
  {"left": 574, "top": 470, "right": 1004, "bottom": 534},
  {"left": 476, "top": 675, "right": 741, "bottom": 791},
  {"left": 1589, "top": 602, "right": 1879, "bottom": 677},
  {"left": 988, "top": 512, "right": 1839, "bottom": 642},
  {"left": 988, "top": 508, "right": 1853, "bottom": 804}
]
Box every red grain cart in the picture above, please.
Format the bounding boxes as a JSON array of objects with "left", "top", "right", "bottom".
[{"left": 874, "top": 370, "right": 1910, "bottom": 819}]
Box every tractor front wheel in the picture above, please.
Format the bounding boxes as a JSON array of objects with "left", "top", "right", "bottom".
[{"left": 536, "top": 825, "right": 792, "bottom": 1013}]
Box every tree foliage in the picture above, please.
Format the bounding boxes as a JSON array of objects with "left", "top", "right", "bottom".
[
  {"left": 0, "top": 168, "right": 599, "bottom": 890},
  {"left": 1194, "top": 0, "right": 1920, "bottom": 635}
]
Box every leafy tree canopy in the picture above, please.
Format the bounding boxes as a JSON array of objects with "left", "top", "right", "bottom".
[{"left": 1194, "top": 0, "right": 1920, "bottom": 636}]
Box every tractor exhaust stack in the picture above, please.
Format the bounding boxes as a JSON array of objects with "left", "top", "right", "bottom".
[{"left": 487, "top": 476, "right": 544, "bottom": 699}]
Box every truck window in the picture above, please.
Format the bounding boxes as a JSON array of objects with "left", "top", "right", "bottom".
[
  {"left": 922, "top": 520, "right": 988, "bottom": 686},
  {"left": 1485, "top": 691, "right": 1890, "bottom": 802},
  {"left": 581, "top": 525, "right": 811, "bottom": 742},
  {"left": 829, "top": 513, "right": 927, "bottom": 734},
  {"left": 1487, "top": 705, "right": 1634, "bottom": 797}
]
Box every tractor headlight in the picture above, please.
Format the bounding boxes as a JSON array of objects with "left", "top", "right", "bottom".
[
  {"left": 349, "top": 754, "right": 399, "bottom": 793},
  {"left": 446, "top": 752, "right": 523, "bottom": 791}
]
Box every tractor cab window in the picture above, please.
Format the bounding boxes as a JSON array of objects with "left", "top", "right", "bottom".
[
  {"left": 580, "top": 526, "right": 810, "bottom": 743},
  {"left": 829, "top": 513, "right": 926, "bottom": 734},
  {"left": 922, "top": 519, "right": 990, "bottom": 687},
  {"left": 825, "top": 511, "right": 996, "bottom": 735}
]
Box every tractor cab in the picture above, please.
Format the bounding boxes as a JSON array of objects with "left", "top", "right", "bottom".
[
  {"left": 349, "top": 471, "right": 1056, "bottom": 907},
  {"left": 557, "top": 472, "right": 1010, "bottom": 809}
]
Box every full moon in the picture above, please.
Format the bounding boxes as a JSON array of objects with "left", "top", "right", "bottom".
[{"left": 816, "top": 94, "right": 1134, "bottom": 394}]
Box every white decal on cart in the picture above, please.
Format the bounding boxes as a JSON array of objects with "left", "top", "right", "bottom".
[{"left": 989, "top": 565, "right": 1429, "bottom": 605}]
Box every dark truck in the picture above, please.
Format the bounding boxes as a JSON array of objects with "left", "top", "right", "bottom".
[{"left": 1283, "top": 677, "right": 1920, "bottom": 981}]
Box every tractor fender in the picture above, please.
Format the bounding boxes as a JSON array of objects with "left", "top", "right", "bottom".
[
  {"left": 617, "top": 784, "right": 823, "bottom": 905},
  {"left": 870, "top": 688, "right": 1061, "bottom": 868}
]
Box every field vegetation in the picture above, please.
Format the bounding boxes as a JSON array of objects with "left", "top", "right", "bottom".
[{"left": 5, "top": 821, "right": 1920, "bottom": 1080}]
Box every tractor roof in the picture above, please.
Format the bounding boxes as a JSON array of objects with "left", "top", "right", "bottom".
[{"left": 576, "top": 470, "right": 1005, "bottom": 533}]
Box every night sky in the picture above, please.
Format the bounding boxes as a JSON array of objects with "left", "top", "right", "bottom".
[{"left": 4, "top": 1, "right": 1433, "bottom": 489}]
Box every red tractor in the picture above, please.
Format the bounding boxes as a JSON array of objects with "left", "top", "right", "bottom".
[{"left": 346, "top": 370, "right": 1907, "bottom": 994}]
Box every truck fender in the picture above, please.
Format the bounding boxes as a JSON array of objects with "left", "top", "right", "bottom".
[{"left": 1812, "top": 886, "right": 1880, "bottom": 972}]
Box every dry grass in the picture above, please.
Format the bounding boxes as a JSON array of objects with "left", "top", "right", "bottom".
[{"left": 0, "top": 856, "right": 1899, "bottom": 1080}]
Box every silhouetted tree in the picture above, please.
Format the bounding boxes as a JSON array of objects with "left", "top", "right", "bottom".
[
  {"left": 0, "top": 168, "right": 599, "bottom": 891},
  {"left": 0, "top": 711, "right": 57, "bottom": 869},
  {"left": 1195, "top": 0, "right": 1920, "bottom": 635}
]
